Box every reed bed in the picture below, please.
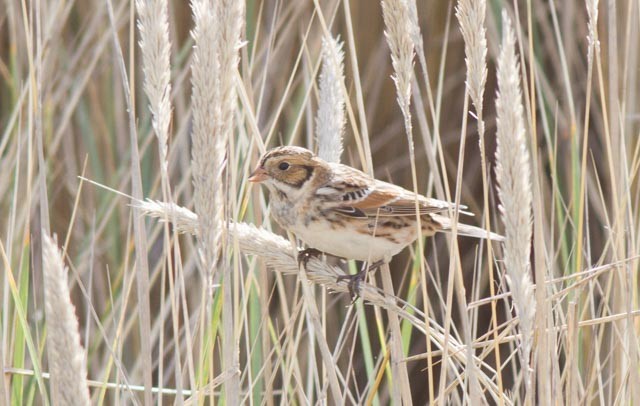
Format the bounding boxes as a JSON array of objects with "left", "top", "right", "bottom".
[{"left": 1, "top": 0, "right": 639, "bottom": 404}]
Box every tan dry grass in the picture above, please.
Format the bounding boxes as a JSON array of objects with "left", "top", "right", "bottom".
[{"left": 2, "top": 0, "right": 640, "bottom": 404}]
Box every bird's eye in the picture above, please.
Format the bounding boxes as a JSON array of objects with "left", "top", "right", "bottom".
[{"left": 278, "top": 162, "right": 290, "bottom": 171}]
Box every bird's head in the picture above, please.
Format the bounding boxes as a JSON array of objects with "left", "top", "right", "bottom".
[{"left": 249, "top": 146, "right": 327, "bottom": 198}]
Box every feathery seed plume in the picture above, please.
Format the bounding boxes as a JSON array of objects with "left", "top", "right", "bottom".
[
  {"left": 381, "top": 0, "right": 415, "bottom": 118},
  {"left": 456, "top": 0, "right": 488, "bottom": 116},
  {"left": 494, "top": 10, "right": 536, "bottom": 393},
  {"left": 136, "top": 0, "right": 172, "bottom": 171},
  {"left": 316, "top": 35, "right": 346, "bottom": 164},
  {"left": 42, "top": 233, "right": 91, "bottom": 405},
  {"left": 189, "top": 0, "right": 243, "bottom": 279}
]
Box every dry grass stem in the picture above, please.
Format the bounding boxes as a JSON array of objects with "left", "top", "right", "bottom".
[
  {"left": 104, "top": 0, "right": 155, "bottom": 400},
  {"left": 315, "top": 35, "right": 346, "bottom": 163},
  {"left": 494, "top": 10, "right": 536, "bottom": 397},
  {"left": 42, "top": 233, "right": 91, "bottom": 405}
]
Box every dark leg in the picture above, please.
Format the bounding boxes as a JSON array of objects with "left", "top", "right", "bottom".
[
  {"left": 336, "top": 260, "right": 385, "bottom": 301},
  {"left": 297, "top": 247, "right": 325, "bottom": 268}
]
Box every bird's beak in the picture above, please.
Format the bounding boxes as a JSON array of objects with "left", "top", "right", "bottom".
[{"left": 248, "top": 167, "right": 268, "bottom": 183}]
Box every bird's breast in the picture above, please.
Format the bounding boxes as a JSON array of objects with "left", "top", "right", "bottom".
[
  {"left": 291, "top": 214, "right": 419, "bottom": 262},
  {"left": 270, "top": 197, "right": 296, "bottom": 229}
]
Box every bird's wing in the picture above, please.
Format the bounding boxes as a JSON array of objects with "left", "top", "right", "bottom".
[{"left": 316, "top": 163, "right": 469, "bottom": 218}]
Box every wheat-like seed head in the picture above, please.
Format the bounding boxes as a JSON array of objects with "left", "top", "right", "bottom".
[
  {"left": 381, "top": 0, "right": 415, "bottom": 117},
  {"left": 214, "top": 0, "right": 245, "bottom": 141},
  {"left": 189, "top": 0, "right": 243, "bottom": 278},
  {"left": 316, "top": 35, "right": 346, "bottom": 164},
  {"left": 405, "top": 1, "right": 422, "bottom": 59},
  {"left": 136, "top": 0, "right": 172, "bottom": 171},
  {"left": 494, "top": 10, "right": 536, "bottom": 385},
  {"left": 189, "top": 4, "right": 244, "bottom": 400},
  {"left": 190, "top": 0, "right": 223, "bottom": 276},
  {"left": 456, "top": 0, "right": 487, "bottom": 116},
  {"left": 42, "top": 233, "right": 91, "bottom": 405},
  {"left": 586, "top": 0, "right": 600, "bottom": 63}
]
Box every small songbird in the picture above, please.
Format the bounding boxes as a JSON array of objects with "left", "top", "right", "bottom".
[{"left": 249, "top": 146, "right": 502, "bottom": 292}]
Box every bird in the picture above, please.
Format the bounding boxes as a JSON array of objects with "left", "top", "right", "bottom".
[{"left": 249, "top": 146, "right": 503, "bottom": 295}]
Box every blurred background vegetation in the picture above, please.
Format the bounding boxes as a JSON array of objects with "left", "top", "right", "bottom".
[{"left": 1, "top": 0, "right": 639, "bottom": 404}]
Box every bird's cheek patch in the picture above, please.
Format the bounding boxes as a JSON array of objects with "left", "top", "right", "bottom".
[{"left": 285, "top": 166, "right": 314, "bottom": 187}]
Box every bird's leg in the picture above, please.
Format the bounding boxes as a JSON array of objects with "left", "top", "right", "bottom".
[
  {"left": 367, "top": 260, "right": 385, "bottom": 273},
  {"left": 297, "top": 247, "right": 325, "bottom": 268},
  {"left": 337, "top": 260, "right": 386, "bottom": 301}
]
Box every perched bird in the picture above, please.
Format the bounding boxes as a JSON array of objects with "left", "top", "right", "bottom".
[{"left": 249, "top": 146, "right": 502, "bottom": 293}]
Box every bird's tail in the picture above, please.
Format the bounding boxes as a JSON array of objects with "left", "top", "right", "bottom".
[{"left": 432, "top": 214, "right": 504, "bottom": 242}]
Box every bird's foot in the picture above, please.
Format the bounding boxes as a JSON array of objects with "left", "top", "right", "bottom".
[
  {"left": 336, "top": 260, "right": 385, "bottom": 302},
  {"left": 336, "top": 271, "right": 366, "bottom": 302},
  {"left": 297, "top": 248, "right": 324, "bottom": 268}
]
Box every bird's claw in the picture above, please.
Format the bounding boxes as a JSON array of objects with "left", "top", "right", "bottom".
[
  {"left": 336, "top": 272, "right": 365, "bottom": 303},
  {"left": 297, "top": 248, "right": 324, "bottom": 268},
  {"left": 335, "top": 260, "right": 385, "bottom": 303}
]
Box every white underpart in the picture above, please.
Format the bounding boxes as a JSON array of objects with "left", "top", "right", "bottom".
[{"left": 291, "top": 217, "right": 413, "bottom": 263}]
